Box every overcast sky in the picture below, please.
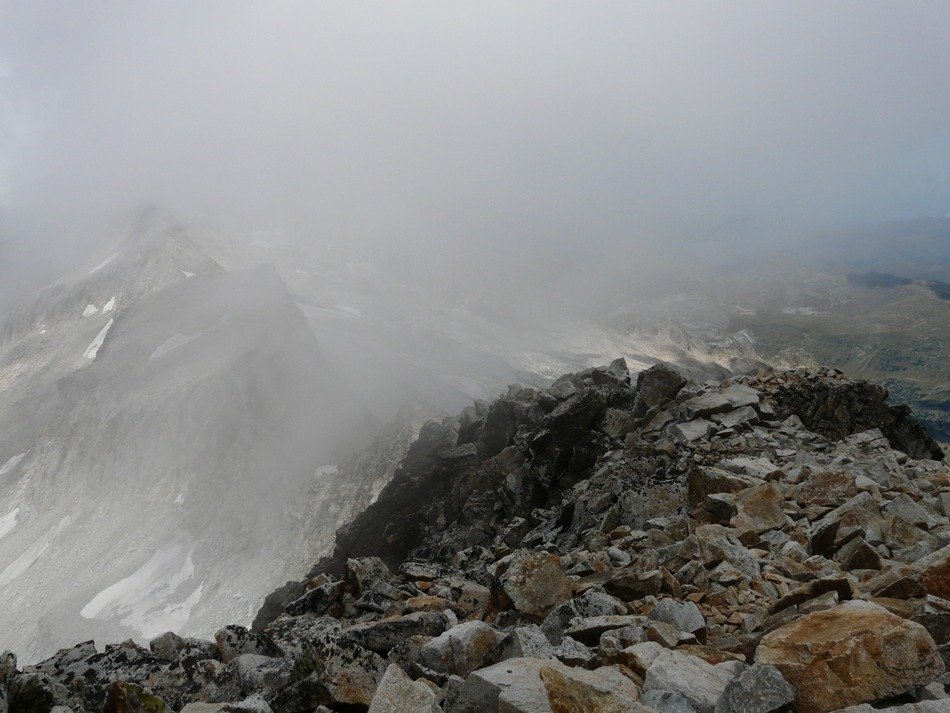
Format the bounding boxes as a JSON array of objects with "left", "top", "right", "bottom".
[{"left": 1, "top": 1, "right": 948, "bottom": 301}]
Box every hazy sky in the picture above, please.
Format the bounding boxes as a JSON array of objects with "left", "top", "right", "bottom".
[{"left": 1, "top": 1, "right": 948, "bottom": 299}]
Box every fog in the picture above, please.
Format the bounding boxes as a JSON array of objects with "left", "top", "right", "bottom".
[
  {"left": 1, "top": 1, "right": 949, "bottom": 309},
  {"left": 1, "top": 2, "right": 949, "bottom": 662}
]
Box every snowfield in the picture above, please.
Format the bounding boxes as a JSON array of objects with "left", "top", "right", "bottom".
[
  {"left": 0, "top": 452, "right": 27, "bottom": 476},
  {"left": 149, "top": 332, "right": 201, "bottom": 360},
  {"left": 87, "top": 252, "right": 119, "bottom": 275},
  {"left": 83, "top": 318, "right": 114, "bottom": 360},
  {"left": 0, "top": 508, "right": 19, "bottom": 541},
  {"left": 0, "top": 515, "right": 71, "bottom": 587},
  {"left": 80, "top": 536, "right": 203, "bottom": 638}
]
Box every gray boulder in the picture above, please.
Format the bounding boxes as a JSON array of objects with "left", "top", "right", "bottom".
[
  {"left": 644, "top": 651, "right": 735, "bottom": 713},
  {"left": 367, "top": 664, "right": 442, "bottom": 713},
  {"left": 714, "top": 664, "right": 795, "bottom": 713}
]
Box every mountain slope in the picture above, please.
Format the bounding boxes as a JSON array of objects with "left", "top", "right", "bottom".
[{"left": 0, "top": 234, "right": 372, "bottom": 662}]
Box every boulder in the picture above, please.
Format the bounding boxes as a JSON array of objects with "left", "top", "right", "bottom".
[
  {"left": 756, "top": 600, "right": 945, "bottom": 713},
  {"left": 367, "top": 664, "right": 442, "bottom": 713},
  {"left": 495, "top": 626, "right": 556, "bottom": 661},
  {"left": 683, "top": 384, "right": 760, "bottom": 419},
  {"left": 497, "top": 551, "right": 573, "bottom": 619},
  {"left": 920, "top": 547, "right": 950, "bottom": 600},
  {"left": 641, "top": 690, "right": 700, "bottom": 713},
  {"left": 643, "top": 651, "right": 734, "bottom": 713},
  {"left": 649, "top": 599, "right": 706, "bottom": 636},
  {"left": 345, "top": 611, "right": 452, "bottom": 654},
  {"left": 421, "top": 621, "right": 500, "bottom": 678},
  {"left": 731, "top": 482, "right": 786, "bottom": 534},
  {"left": 714, "top": 664, "right": 795, "bottom": 713},
  {"left": 796, "top": 471, "right": 858, "bottom": 508},
  {"left": 450, "top": 657, "right": 645, "bottom": 713},
  {"left": 214, "top": 626, "right": 276, "bottom": 664},
  {"left": 636, "top": 363, "right": 688, "bottom": 411},
  {"left": 102, "top": 681, "right": 167, "bottom": 713}
]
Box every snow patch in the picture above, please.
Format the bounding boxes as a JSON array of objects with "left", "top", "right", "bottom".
[
  {"left": 88, "top": 252, "right": 119, "bottom": 275},
  {"left": 0, "top": 515, "right": 71, "bottom": 587},
  {"left": 83, "top": 318, "right": 114, "bottom": 360},
  {"left": 102, "top": 296, "right": 116, "bottom": 314},
  {"left": 150, "top": 332, "right": 200, "bottom": 360},
  {"left": 80, "top": 537, "right": 203, "bottom": 638},
  {"left": 82, "top": 304, "right": 99, "bottom": 318},
  {"left": 314, "top": 464, "right": 339, "bottom": 479},
  {"left": 0, "top": 452, "right": 27, "bottom": 476},
  {"left": 181, "top": 270, "right": 195, "bottom": 278},
  {"left": 335, "top": 305, "right": 363, "bottom": 318},
  {"left": 0, "top": 508, "right": 19, "bottom": 540}
]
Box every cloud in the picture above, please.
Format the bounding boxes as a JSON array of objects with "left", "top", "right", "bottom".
[{"left": 0, "top": 1, "right": 948, "bottom": 307}]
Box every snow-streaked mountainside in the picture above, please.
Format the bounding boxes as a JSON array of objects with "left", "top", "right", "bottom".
[
  {"left": 8, "top": 213, "right": 942, "bottom": 666},
  {"left": 0, "top": 222, "right": 375, "bottom": 662},
  {"left": 0, "top": 217, "right": 759, "bottom": 663}
]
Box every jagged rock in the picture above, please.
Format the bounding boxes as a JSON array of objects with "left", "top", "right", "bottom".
[
  {"left": 421, "top": 621, "right": 501, "bottom": 678},
  {"left": 495, "top": 626, "right": 556, "bottom": 661},
  {"left": 215, "top": 626, "right": 277, "bottom": 664},
  {"left": 450, "top": 657, "right": 643, "bottom": 713},
  {"left": 920, "top": 547, "right": 950, "bottom": 600},
  {"left": 756, "top": 600, "right": 945, "bottom": 713},
  {"left": 179, "top": 699, "right": 273, "bottom": 713},
  {"left": 766, "top": 375, "right": 943, "bottom": 460},
  {"left": 684, "top": 384, "right": 761, "bottom": 419},
  {"left": 886, "top": 493, "right": 937, "bottom": 528},
  {"left": 269, "top": 628, "right": 387, "bottom": 710},
  {"left": 643, "top": 651, "right": 734, "bottom": 713},
  {"left": 345, "top": 611, "right": 453, "bottom": 654},
  {"left": 232, "top": 654, "right": 293, "bottom": 700},
  {"left": 648, "top": 599, "right": 706, "bottom": 636},
  {"left": 636, "top": 363, "right": 688, "bottom": 412},
  {"left": 610, "top": 641, "right": 667, "bottom": 677},
  {"left": 536, "top": 664, "right": 643, "bottom": 712},
  {"left": 731, "top": 482, "right": 786, "bottom": 533},
  {"left": 102, "top": 681, "right": 166, "bottom": 713},
  {"left": 641, "top": 690, "right": 699, "bottom": 713},
  {"left": 672, "top": 419, "right": 714, "bottom": 443},
  {"left": 8, "top": 674, "right": 59, "bottom": 713},
  {"left": 565, "top": 616, "right": 645, "bottom": 645},
  {"left": 7, "top": 363, "right": 948, "bottom": 713},
  {"left": 913, "top": 596, "right": 950, "bottom": 646},
  {"left": 495, "top": 550, "right": 573, "bottom": 619},
  {"left": 714, "top": 664, "right": 795, "bottom": 713},
  {"left": 367, "top": 664, "right": 442, "bottom": 713},
  {"left": 830, "top": 704, "right": 950, "bottom": 713},
  {"left": 796, "top": 470, "right": 859, "bottom": 507}
]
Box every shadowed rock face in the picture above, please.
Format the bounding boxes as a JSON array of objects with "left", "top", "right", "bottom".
[
  {"left": 765, "top": 370, "right": 944, "bottom": 461},
  {"left": 1, "top": 360, "right": 947, "bottom": 713}
]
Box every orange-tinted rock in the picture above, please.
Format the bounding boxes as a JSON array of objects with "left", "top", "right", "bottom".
[
  {"left": 731, "top": 482, "right": 786, "bottom": 533},
  {"left": 755, "top": 601, "right": 944, "bottom": 713},
  {"left": 920, "top": 547, "right": 950, "bottom": 600},
  {"left": 796, "top": 470, "right": 858, "bottom": 507}
]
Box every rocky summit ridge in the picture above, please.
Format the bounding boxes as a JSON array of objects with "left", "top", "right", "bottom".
[{"left": 2, "top": 362, "right": 949, "bottom": 713}]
